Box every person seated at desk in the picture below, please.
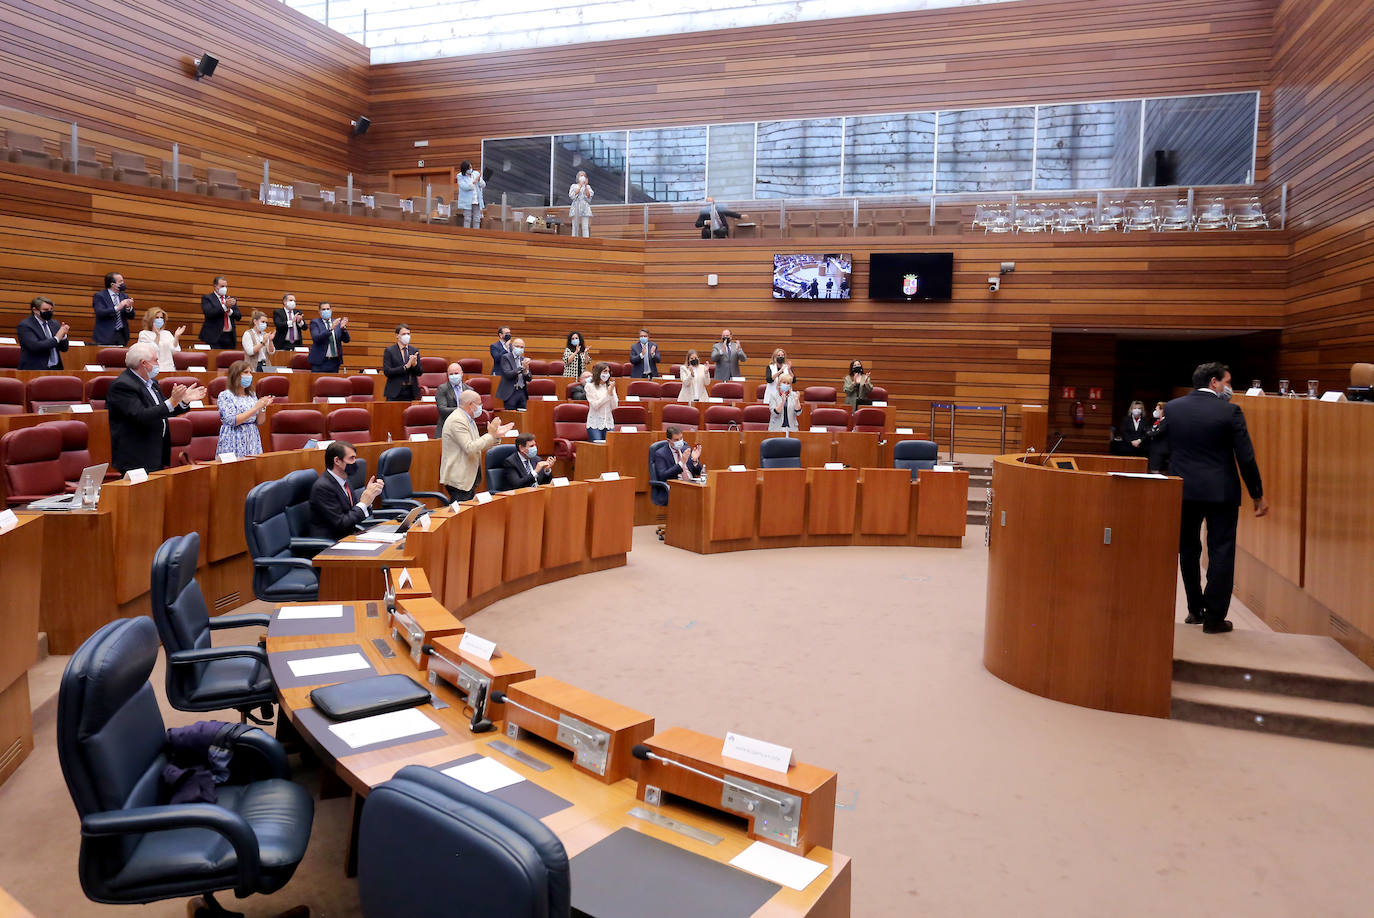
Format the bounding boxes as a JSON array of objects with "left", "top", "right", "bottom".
[
  {"left": 308, "top": 441, "right": 386, "bottom": 540},
  {"left": 16, "top": 295, "right": 69, "bottom": 370},
  {"left": 567, "top": 369, "right": 592, "bottom": 401},
  {"left": 441, "top": 389, "right": 514, "bottom": 502},
  {"left": 504, "top": 433, "right": 554, "bottom": 488},
  {"left": 652, "top": 426, "right": 703, "bottom": 495},
  {"left": 586, "top": 361, "right": 617, "bottom": 441},
  {"left": 107, "top": 342, "right": 205, "bottom": 473},
  {"left": 768, "top": 373, "right": 801, "bottom": 431},
  {"left": 435, "top": 362, "right": 469, "bottom": 437}
]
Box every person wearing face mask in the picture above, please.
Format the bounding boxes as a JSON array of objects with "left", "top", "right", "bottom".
[
  {"left": 710, "top": 328, "right": 747, "bottom": 381},
  {"left": 241, "top": 310, "right": 276, "bottom": 372},
  {"left": 308, "top": 441, "right": 388, "bottom": 540},
  {"left": 563, "top": 331, "right": 592, "bottom": 378},
  {"left": 434, "top": 362, "right": 470, "bottom": 437},
  {"left": 843, "top": 360, "right": 873, "bottom": 408},
  {"left": 92, "top": 271, "right": 135, "bottom": 346},
  {"left": 382, "top": 324, "right": 423, "bottom": 401},
  {"left": 1163, "top": 362, "right": 1269, "bottom": 635},
  {"left": 630, "top": 328, "right": 659, "bottom": 379},
  {"left": 490, "top": 325, "right": 513, "bottom": 369},
  {"left": 455, "top": 160, "right": 486, "bottom": 229},
  {"left": 273, "top": 294, "right": 307, "bottom": 350},
  {"left": 215, "top": 359, "right": 273, "bottom": 458},
  {"left": 767, "top": 373, "right": 801, "bottom": 431},
  {"left": 495, "top": 336, "right": 532, "bottom": 410},
  {"left": 137, "top": 307, "right": 185, "bottom": 372},
  {"left": 1117, "top": 399, "right": 1149, "bottom": 457},
  {"left": 678, "top": 349, "right": 710, "bottom": 403},
  {"left": 568, "top": 369, "right": 593, "bottom": 401},
  {"left": 586, "top": 361, "right": 618, "bottom": 442},
  {"left": 568, "top": 170, "right": 594, "bottom": 237},
  {"left": 764, "top": 348, "right": 794, "bottom": 403},
  {"left": 198, "top": 275, "right": 240, "bottom": 349},
  {"left": 503, "top": 433, "right": 554, "bottom": 489},
  {"left": 308, "top": 301, "right": 349, "bottom": 372},
  {"left": 106, "top": 342, "right": 205, "bottom": 473},
  {"left": 441, "top": 389, "right": 515, "bottom": 502},
  {"left": 1146, "top": 400, "right": 1170, "bottom": 474},
  {"left": 17, "top": 296, "right": 70, "bottom": 370},
  {"left": 650, "top": 426, "right": 704, "bottom": 508}
]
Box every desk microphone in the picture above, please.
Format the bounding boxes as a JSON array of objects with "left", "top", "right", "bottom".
[
  {"left": 1041, "top": 431, "right": 1064, "bottom": 466},
  {"left": 421, "top": 644, "right": 495, "bottom": 733},
  {"left": 489, "top": 690, "right": 603, "bottom": 745},
  {"left": 630, "top": 745, "right": 795, "bottom": 815}
]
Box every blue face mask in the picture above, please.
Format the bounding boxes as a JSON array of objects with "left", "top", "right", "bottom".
[
  {"left": 241, "top": 374, "right": 253, "bottom": 390},
  {"left": 449, "top": 374, "right": 463, "bottom": 387},
  {"left": 639, "top": 336, "right": 648, "bottom": 346},
  {"left": 153, "top": 317, "right": 165, "bottom": 330},
  {"left": 673, "top": 439, "right": 688, "bottom": 452},
  {"left": 779, "top": 384, "right": 791, "bottom": 393},
  {"left": 525, "top": 445, "right": 539, "bottom": 458},
  {"left": 512, "top": 347, "right": 524, "bottom": 358},
  {"left": 320, "top": 309, "right": 332, "bottom": 321},
  {"left": 147, "top": 365, "right": 160, "bottom": 379}
]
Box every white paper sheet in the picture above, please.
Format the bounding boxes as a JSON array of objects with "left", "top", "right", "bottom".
[
  {"left": 326, "top": 541, "right": 383, "bottom": 552},
  {"left": 328, "top": 707, "right": 439, "bottom": 749},
  {"left": 442, "top": 756, "right": 525, "bottom": 793},
  {"left": 356, "top": 531, "right": 404, "bottom": 543},
  {"left": 729, "top": 841, "right": 827, "bottom": 891},
  {"left": 287, "top": 652, "right": 371, "bottom": 678},
  {"left": 277, "top": 604, "right": 346, "bottom": 620}
]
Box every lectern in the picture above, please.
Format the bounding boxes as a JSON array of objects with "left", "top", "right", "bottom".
[{"left": 984, "top": 453, "right": 1181, "bottom": 717}]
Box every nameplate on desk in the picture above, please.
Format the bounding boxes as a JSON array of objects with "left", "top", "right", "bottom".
[
  {"left": 408, "top": 433, "right": 428, "bottom": 441},
  {"left": 449, "top": 500, "right": 463, "bottom": 512},
  {"left": 0, "top": 336, "right": 15, "bottom": 345},
  {"left": 459, "top": 632, "right": 497, "bottom": 661},
  {"left": 0, "top": 509, "right": 17, "bottom": 533},
  {"left": 727, "top": 464, "right": 748, "bottom": 472},
  {"left": 1321, "top": 390, "right": 1347, "bottom": 402},
  {"left": 542, "top": 394, "right": 558, "bottom": 401},
  {"left": 871, "top": 400, "right": 888, "bottom": 407},
  {"left": 294, "top": 347, "right": 310, "bottom": 353},
  {"left": 731, "top": 376, "right": 746, "bottom": 382},
  {"left": 808, "top": 426, "right": 827, "bottom": 433},
  {"left": 706, "top": 397, "right": 723, "bottom": 403},
  {"left": 421, "top": 395, "right": 436, "bottom": 403},
  {"left": 932, "top": 464, "right": 955, "bottom": 472},
  {"left": 619, "top": 426, "right": 638, "bottom": 433},
  {"left": 189, "top": 400, "right": 204, "bottom": 409},
  {"left": 822, "top": 462, "right": 845, "bottom": 470},
  {"left": 474, "top": 491, "right": 494, "bottom": 504},
  {"left": 396, "top": 568, "right": 412, "bottom": 588},
  {"left": 326, "top": 396, "right": 345, "bottom": 403},
  {"left": 70, "top": 403, "right": 93, "bottom": 414},
  {"left": 895, "top": 427, "right": 914, "bottom": 434},
  {"left": 193, "top": 344, "right": 211, "bottom": 350},
  {"left": 600, "top": 471, "right": 621, "bottom": 481},
  {"left": 363, "top": 368, "right": 378, "bottom": 375},
  {"left": 217, "top": 452, "right": 238, "bottom": 464},
  {"left": 414, "top": 513, "right": 432, "bottom": 531},
  {"left": 552, "top": 477, "right": 570, "bottom": 487},
  {"left": 624, "top": 395, "right": 640, "bottom": 402},
  {"left": 125, "top": 468, "right": 148, "bottom": 484},
  {"left": 502, "top": 429, "right": 519, "bottom": 438},
  {"left": 277, "top": 367, "right": 294, "bottom": 374},
  {"left": 1245, "top": 387, "right": 1264, "bottom": 396},
  {"left": 69, "top": 340, "right": 86, "bottom": 346},
  {"left": 722, "top": 731, "right": 794, "bottom": 773},
  {"left": 84, "top": 363, "right": 103, "bottom": 371},
  {"left": 660, "top": 375, "right": 674, "bottom": 380}
]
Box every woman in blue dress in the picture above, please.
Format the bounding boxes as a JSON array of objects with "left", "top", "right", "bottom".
[{"left": 217, "top": 359, "right": 271, "bottom": 457}]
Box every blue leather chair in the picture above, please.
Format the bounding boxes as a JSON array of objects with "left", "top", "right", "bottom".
[
  {"left": 245, "top": 476, "right": 322, "bottom": 603},
  {"left": 57, "top": 617, "right": 313, "bottom": 915},
  {"left": 358, "top": 765, "right": 569, "bottom": 918},
  {"left": 759, "top": 436, "right": 802, "bottom": 469},
  {"left": 280, "top": 469, "right": 334, "bottom": 556},
  {"left": 149, "top": 532, "right": 276, "bottom": 723},
  {"left": 484, "top": 443, "right": 518, "bottom": 493},
  {"left": 893, "top": 439, "right": 939, "bottom": 479},
  {"left": 376, "top": 447, "right": 449, "bottom": 511},
  {"left": 648, "top": 439, "right": 673, "bottom": 506}
]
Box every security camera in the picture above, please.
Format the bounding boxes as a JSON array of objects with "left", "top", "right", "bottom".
[{"left": 988, "top": 276, "right": 1000, "bottom": 292}]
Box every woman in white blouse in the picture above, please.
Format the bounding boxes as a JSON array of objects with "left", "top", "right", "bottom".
[
  {"left": 568, "top": 170, "right": 594, "bottom": 237},
  {"left": 585, "top": 361, "right": 617, "bottom": 442},
  {"left": 137, "top": 307, "right": 183, "bottom": 372},
  {"left": 678, "top": 349, "right": 710, "bottom": 403},
  {"left": 763, "top": 347, "right": 794, "bottom": 404},
  {"left": 241, "top": 309, "right": 276, "bottom": 371}
]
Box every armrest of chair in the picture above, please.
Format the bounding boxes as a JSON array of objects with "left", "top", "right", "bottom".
[
  {"left": 82, "top": 804, "right": 262, "bottom": 894},
  {"left": 380, "top": 497, "right": 423, "bottom": 512},
  {"left": 224, "top": 727, "right": 290, "bottom": 781},
  {"left": 169, "top": 646, "right": 269, "bottom": 667},
  {"left": 208, "top": 612, "right": 272, "bottom": 631},
  {"left": 410, "top": 490, "right": 450, "bottom": 504},
  {"left": 253, "top": 555, "right": 317, "bottom": 571},
  {"left": 369, "top": 507, "right": 408, "bottom": 521},
  {"left": 288, "top": 537, "right": 334, "bottom": 556}
]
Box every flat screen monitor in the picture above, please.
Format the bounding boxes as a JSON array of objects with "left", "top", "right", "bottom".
[
  {"left": 868, "top": 252, "right": 954, "bottom": 301},
  {"left": 772, "top": 253, "right": 852, "bottom": 299}
]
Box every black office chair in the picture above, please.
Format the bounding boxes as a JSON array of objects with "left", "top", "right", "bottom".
[
  {"left": 57, "top": 617, "right": 314, "bottom": 918},
  {"left": 485, "top": 443, "right": 517, "bottom": 493},
  {"left": 893, "top": 439, "right": 939, "bottom": 479},
  {"left": 245, "top": 477, "right": 322, "bottom": 603},
  {"left": 280, "top": 469, "right": 335, "bottom": 556},
  {"left": 648, "top": 439, "right": 674, "bottom": 506},
  {"left": 759, "top": 436, "right": 802, "bottom": 469},
  {"left": 376, "top": 446, "right": 449, "bottom": 511},
  {"left": 358, "top": 765, "right": 569, "bottom": 918},
  {"left": 150, "top": 532, "right": 275, "bottom": 724},
  {"left": 344, "top": 455, "right": 406, "bottom": 521}
]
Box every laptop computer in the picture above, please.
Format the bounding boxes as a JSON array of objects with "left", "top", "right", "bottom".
[{"left": 27, "top": 463, "right": 109, "bottom": 511}]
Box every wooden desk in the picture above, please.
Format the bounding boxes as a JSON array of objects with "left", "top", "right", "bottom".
[
  {"left": 15, "top": 507, "right": 116, "bottom": 654},
  {"left": 314, "top": 536, "right": 415, "bottom": 602},
  {"left": 0, "top": 516, "right": 43, "bottom": 786}
]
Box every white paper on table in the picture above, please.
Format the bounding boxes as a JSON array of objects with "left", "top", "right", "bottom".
[
  {"left": 71, "top": 403, "right": 94, "bottom": 414},
  {"left": 327, "top": 541, "right": 383, "bottom": 552},
  {"left": 729, "top": 841, "right": 827, "bottom": 891},
  {"left": 328, "top": 707, "right": 439, "bottom": 749},
  {"left": 442, "top": 756, "right": 524, "bottom": 793},
  {"left": 277, "top": 604, "right": 346, "bottom": 620},
  {"left": 287, "top": 652, "right": 371, "bottom": 678},
  {"left": 356, "top": 531, "right": 404, "bottom": 543}
]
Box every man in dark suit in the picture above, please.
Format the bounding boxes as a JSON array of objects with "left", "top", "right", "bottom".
[
  {"left": 650, "top": 427, "right": 703, "bottom": 505},
  {"left": 198, "top": 275, "right": 240, "bottom": 348},
  {"left": 694, "top": 197, "right": 744, "bottom": 239},
  {"left": 503, "top": 434, "right": 554, "bottom": 489},
  {"left": 106, "top": 342, "right": 204, "bottom": 473},
  {"left": 308, "top": 441, "right": 386, "bottom": 541},
  {"left": 308, "top": 302, "right": 349, "bottom": 372},
  {"left": 91, "top": 272, "right": 135, "bottom": 346},
  {"left": 16, "top": 296, "right": 70, "bottom": 370},
  {"left": 1164, "top": 362, "right": 1268, "bottom": 634},
  {"left": 273, "top": 293, "right": 307, "bottom": 351},
  {"left": 630, "top": 328, "right": 659, "bottom": 379},
  {"left": 434, "top": 362, "right": 469, "bottom": 438},
  {"left": 495, "top": 336, "right": 531, "bottom": 410},
  {"left": 489, "top": 325, "right": 512, "bottom": 370},
  {"left": 382, "top": 324, "right": 423, "bottom": 401}
]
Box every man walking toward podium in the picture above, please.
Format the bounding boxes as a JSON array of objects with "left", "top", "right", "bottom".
[{"left": 1165, "top": 362, "right": 1268, "bottom": 634}]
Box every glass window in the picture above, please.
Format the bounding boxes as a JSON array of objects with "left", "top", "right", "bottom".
[
  {"left": 1035, "top": 101, "right": 1141, "bottom": 190},
  {"left": 754, "top": 118, "right": 842, "bottom": 198},
  {"left": 1141, "top": 93, "right": 1256, "bottom": 186},
  {"left": 481, "top": 136, "right": 552, "bottom": 208},
  {"left": 935, "top": 107, "right": 1035, "bottom": 193},
  {"left": 706, "top": 123, "right": 755, "bottom": 201},
  {"left": 554, "top": 131, "right": 627, "bottom": 205},
  {"left": 628, "top": 127, "right": 706, "bottom": 203},
  {"left": 843, "top": 112, "right": 935, "bottom": 196}
]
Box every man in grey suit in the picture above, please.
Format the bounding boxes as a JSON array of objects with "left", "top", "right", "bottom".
[
  {"left": 710, "top": 328, "right": 747, "bottom": 381},
  {"left": 434, "top": 361, "right": 470, "bottom": 438}
]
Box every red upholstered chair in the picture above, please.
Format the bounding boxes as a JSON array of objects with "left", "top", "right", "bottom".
[
  {"left": 627, "top": 381, "right": 662, "bottom": 399},
  {"left": 741, "top": 404, "right": 771, "bottom": 431},
  {"left": 419, "top": 357, "right": 447, "bottom": 374},
  {"left": 809, "top": 407, "right": 850, "bottom": 432},
  {"left": 660, "top": 381, "right": 682, "bottom": 399},
  {"left": 96, "top": 347, "right": 128, "bottom": 369},
  {"left": 553, "top": 403, "right": 590, "bottom": 461},
  {"left": 216, "top": 350, "right": 245, "bottom": 370},
  {"left": 0, "top": 377, "right": 25, "bottom": 414},
  {"left": 289, "top": 353, "right": 311, "bottom": 370},
  {"left": 710, "top": 381, "right": 743, "bottom": 400},
  {"left": 869, "top": 386, "right": 889, "bottom": 402},
  {"left": 312, "top": 376, "right": 353, "bottom": 402},
  {"left": 418, "top": 372, "right": 447, "bottom": 395},
  {"left": 348, "top": 375, "right": 375, "bottom": 401},
  {"left": 173, "top": 351, "right": 208, "bottom": 370},
  {"left": 526, "top": 360, "right": 550, "bottom": 375},
  {"left": 527, "top": 379, "right": 556, "bottom": 397},
  {"left": 608, "top": 363, "right": 628, "bottom": 378},
  {"left": 755, "top": 384, "right": 768, "bottom": 400},
  {"left": 0, "top": 346, "right": 20, "bottom": 369},
  {"left": 803, "top": 386, "right": 837, "bottom": 404},
  {"left": 207, "top": 376, "right": 229, "bottom": 400},
  {"left": 458, "top": 358, "right": 483, "bottom": 374},
  {"left": 611, "top": 405, "right": 648, "bottom": 431},
  {"left": 402, "top": 403, "right": 438, "bottom": 438},
  {"left": 326, "top": 407, "right": 372, "bottom": 445},
  {"left": 0, "top": 425, "right": 65, "bottom": 505},
  {"left": 270, "top": 410, "right": 324, "bottom": 450},
  {"left": 46, "top": 420, "right": 97, "bottom": 488},
  {"left": 668, "top": 364, "right": 681, "bottom": 376},
  {"left": 157, "top": 376, "right": 200, "bottom": 399},
  {"left": 851, "top": 407, "right": 887, "bottom": 432},
  {"left": 257, "top": 375, "right": 290, "bottom": 398},
  {"left": 547, "top": 360, "right": 565, "bottom": 376},
  {"left": 184, "top": 410, "right": 221, "bottom": 462},
  {"left": 466, "top": 377, "right": 491, "bottom": 396},
  {"left": 26, "top": 375, "right": 84, "bottom": 411},
  {"left": 660, "top": 404, "right": 700, "bottom": 431},
  {"left": 703, "top": 405, "right": 743, "bottom": 430},
  {"left": 168, "top": 416, "right": 193, "bottom": 465}
]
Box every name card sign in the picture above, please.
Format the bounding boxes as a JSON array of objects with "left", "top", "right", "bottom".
[
  {"left": 542, "top": 395, "right": 558, "bottom": 401},
  {"left": 189, "top": 400, "right": 204, "bottom": 409},
  {"left": 502, "top": 429, "right": 519, "bottom": 438},
  {"left": 193, "top": 343, "right": 211, "bottom": 350},
  {"left": 316, "top": 440, "right": 333, "bottom": 449},
  {"left": 363, "top": 368, "right": 379, "bottom": 375},
  {"left": 396, "top": 568, "right": 412, "bottom": 589},
  {"left": 415, "top": 513, "right": 432, "bottom": 531},
  {"left": 0, "top": 508, "right": 17, "bottom": 533},
  {"left": 68, "top": 340, "right": 86, "bottom": 346},
  {"left": 217, "top": 453, "right": 239, "bottom": 463},
  {"left": 125, "top": 468, "right": 148, "bottom": 484},
  {"left": 808, "top": 426, "right": 827, "bottom": 433},
  {"left": 329, "top": 395, "right": 347, "bottom": 403},
  {"left": 706, "top": 397, "right": 724, "bottom": 403},
  {"left": 728, "top": 464, "right": 748, "bottom": 472},
  {"left": 895, "top": 427, "right": 914, "bottom": 434},
  {"left": 660, "top": 375, "right": 675, "bottom": 380},
  {"left": 474, "top": 491, "right": 494, "bottom": 504},
  {"left": 84, "top": 364, "right": 103, "bottom": 371},
  {"left": 458, "top": 632, "right": 497, "bottom": 661},
  {"left": 1245, "top": 387, "right": 1265, "bottom": 396},
  {"left": 449, "top": 500, "right": 463, "bottom": 513},
  {"left": 71, "top": 403, "right": 93, "bottom": 414},
  {"left": 722, "top": 732, "right": 794, "bottom": 774},
  {"left": 408, "top": 433, "right": 429, "bottom": 441},
  {"left": 0, "top": 336, "right": 15, "bottom": 345},
  {"left": 1321, "top": 391, "right": 1347, "bottom": 402},
  {"left": 932, "top": 464, "right": 955, "bottom": 472},
  {"left": 278, "top": 367, "right": 294, "bottom": 374},
  {"left": 822, "top": 462, "right": 845, "bottom": 470},
  {"left": 625, "top": 395, "right": 641, "bottom": 402},
  {"left": 619, "top": 425, "right": 638, "bottom": 433},
  {"left": 871, "top": 400, "right": 888, "bottom": 407},
  {"left": 294, "top": 347, "right": 310, "bottom": 353},
  {"left": 421, "top": 396, "right": 436, "bottom": 403},
  {"left": 600, "top": 471, "right": 621, "bottom": 481},
  {"left": 552, "top": 477, "right": 570, "bottom": 487},
  {"left": 731, "top": 376, "right": 746, "bottom": 382}
]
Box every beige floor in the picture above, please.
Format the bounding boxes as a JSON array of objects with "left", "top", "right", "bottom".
[{"left": 3, "top": 526, "right": 1372, "bottom": 917}]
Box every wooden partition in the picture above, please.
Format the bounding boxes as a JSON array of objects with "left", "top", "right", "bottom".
[{"left": 0, "top": 516, "right": 43, "bottom": 786}]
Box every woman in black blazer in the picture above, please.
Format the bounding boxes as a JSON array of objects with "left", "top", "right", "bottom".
[{"left": 1118, "top": 400, "right": 1150, "bottom": 457}]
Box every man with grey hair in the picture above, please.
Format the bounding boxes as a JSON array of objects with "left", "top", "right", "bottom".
[
  {"left": 106, "top": 341, "right": 206, "bottom": 473},
  {"left": 440, "top": 389, "right": 512, "bottom": 502}
]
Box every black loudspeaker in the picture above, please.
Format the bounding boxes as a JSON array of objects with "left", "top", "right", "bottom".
[
  {"left": 1153, "top": 149, "right": 1178, "bottom": 187},
  {"left": 350, "top": 117, "right": 371, "bottom": 137},
  {"left": 193, "top": 53, "right": 219, "bottom": 80}
]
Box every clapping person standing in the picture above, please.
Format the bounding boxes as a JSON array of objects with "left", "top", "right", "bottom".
[
  {"left": 843, "top": 360, "right": 874, "bottom": 408},
  {"left": 382, "top": 324, "right": 423, "bottom": 401},
  {"left": 434, "top": 363, "right": 469, "bottom": 437},
  {"left": 92, "top": 271, "right": 135, "bottom": 346},
  {"left": 630, "top": 328, "right": 659, "bottom": 379},
  {"left": 16, "top": 296, "right": 69, "bottom": 370},
  {"left": 456, "top": 161, "right": 484, "bottom": 229},
  {"left": 241, "top": 310, "right": 275, "bottom": 372},
  {"left": 198, "top": 275, "right": 240, "bottom": 349},
  {"left": 273, "top": 294, "right": 307, "bottom": 350},
  {"left": 767, "top": 373, "right": 801, "bottom": 431},
  {"left": 678, "top": 350, "right": 710, "bottom": 403},
  {"left": 711, "top": 329, "right": 747, "bottom": 381},
  {"left": 216, "top": 359, "right": 272, "bottom": 458},
  {"left": 568, "top": 170, "right": 594, "bottom": 237},
  {"left": 563, "top": 331, "right": 593, "bottom": 378},
  {"left": 496, "top": 336, "right": 532, "bottom": 410},
  {"left": 308, "top": 302, "right": 349, "bottom": 372},
  {"left": 107, "top": 342, "right": 204, "bottom": 473},
  {"left": 586, "top": 361, "right": 617, "bottom": 442},
  {"left": 138, "top": 308, "right": 183, "bottom": 373},
  {"left": 764, "top": 347, "right": 794, "bottom": 403}
]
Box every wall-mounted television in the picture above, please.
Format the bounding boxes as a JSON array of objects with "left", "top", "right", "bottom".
[
  {"left": 868, "top": 252, "right": 954, "bottom": 301},
  {"left": 772, "top": 253, "right": 852, "bottom": 299}
]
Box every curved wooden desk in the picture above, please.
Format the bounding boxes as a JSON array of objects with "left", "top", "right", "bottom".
[{"left": 984, "top": 453, "right": 1181, "bottom": 718}]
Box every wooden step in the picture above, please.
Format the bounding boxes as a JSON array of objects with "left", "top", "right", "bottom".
[{"left": 1171, "top": 682, "right": 1374, "bottom": 748}]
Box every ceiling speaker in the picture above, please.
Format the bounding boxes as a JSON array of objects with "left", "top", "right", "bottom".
[
  {"left": 193, "top": 53, "right": 219, "bottom": 80},
  {"left": 351, "top": 117, "right": 372, "bottom": 137}
]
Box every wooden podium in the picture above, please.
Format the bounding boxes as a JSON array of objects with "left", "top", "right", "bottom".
[{"left": 984, "top": 453, "right": 1181, "bottom": 717}]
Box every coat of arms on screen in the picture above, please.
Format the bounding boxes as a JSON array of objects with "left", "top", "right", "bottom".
[{"left": 902, "top": 274, "right": 919, "bottom": 296}]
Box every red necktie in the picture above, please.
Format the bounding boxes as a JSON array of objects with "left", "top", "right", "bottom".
[{"left": 221, "top": 296, "right": 230, "bottom": 332}]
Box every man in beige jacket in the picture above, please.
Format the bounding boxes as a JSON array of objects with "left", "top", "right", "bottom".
[{"left": 441, "top": 389, "right": 513, "bottom": 501}]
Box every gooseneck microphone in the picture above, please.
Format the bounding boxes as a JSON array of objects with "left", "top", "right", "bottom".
[
  {"left": 423, "top": 644, "right": 495, "bottom": 733},
  {"left": 631, "top": 745, "right": 795, "bottom": 815},
  {"left": 489, "top": 690, "right": 602, "bottom": 745},
  {"left": 1041, "top": 431, "right": 1065, "bottom": 466}
]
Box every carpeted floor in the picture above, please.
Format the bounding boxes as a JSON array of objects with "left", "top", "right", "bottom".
[{"left": 4, "top": 525, "right": 1373, "bottom": 917}]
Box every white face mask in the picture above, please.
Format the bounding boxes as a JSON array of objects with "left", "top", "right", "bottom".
[
  {"left": 285, "top": 299, "right": 296, "bottom": 309},
  {"left": 449, "top": 374, "right": 463, "bottom": 387},
  {"left": 600, "top": 372, "right": 610, "bottom": 382},
  {"left": 1131, "top": 408, "right": 1141, "bottom": 418},
  {"left": 216, "top": 286, "right": 227, "bottom": 297},
  {"left": 400, "top": 333, "right": 411, "bottom": 346},
  {"left": 153, "top": 317, "right": 165, "bottom": 330},
  {"left": 779, "top": 384, "right": 791, "bottom": 393},
  {"left": 1221, "top": 385, "right": 1234, "bottom": 401},
  {"left": 467, "top": 405, "right": 482, "bottom": 420},
  {"left": 320, "top": 309, "right": 331, "bottom": 320},
  {"left": 1153, "top": 409, "right": 1162, "bottom": 419}
]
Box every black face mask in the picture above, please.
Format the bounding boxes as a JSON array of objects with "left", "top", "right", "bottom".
[
  {"left": 689, "top": 358, "right": 699, "bottom": 366},
  {"left": 118, "top": 283, "right": 127, "bottom": 293},
  {"left": 776, "top": 356, "right": 784, "bottom": 365},
  {"left": 343, "top": 460, "right": 358, "bottom": 476},
  {"left": 39, "top": 309, "right": 54, "bottom": 320},
  {"left": 851, "top": 365, "right": 863, "bottom": 375},
  {"left": 501, "top": 332, "right": 511, "bottom": 342}
]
